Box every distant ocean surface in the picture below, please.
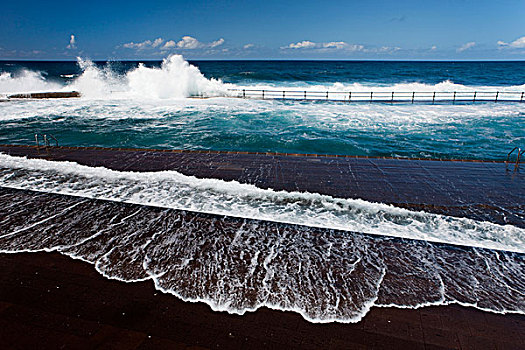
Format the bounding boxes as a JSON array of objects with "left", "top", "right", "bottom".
[{"left": 0, "top": 57, "right": 524, "bottom": 160}]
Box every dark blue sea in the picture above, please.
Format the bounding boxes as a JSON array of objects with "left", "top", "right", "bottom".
[{"left": 0, "top": 56, "right": 524, "bottom": 159}]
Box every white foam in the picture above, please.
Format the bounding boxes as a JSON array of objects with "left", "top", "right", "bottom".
[
  {"left": 69, "top": 55, "right": 231, "bottom": 99},
  {"left": 2, "top": 55, "right": 523, "bottom": 101},
  {"left": 0, "top": 153, "right": 523, "bottom": 253},
  {"left": 0, "top": 70, "right": 63, "bottom": 94},
  {"left": 0, "top": 55, "right": 231, "bottom": 99},
  {"left": 1, "top": 167, "right": 523, "bottom": 324},
  {"left": 236, "top": 80, "right": 525, "bottom": 93},
  {"left": 232, "top": 80, "right": 525, "bottom": 102}
]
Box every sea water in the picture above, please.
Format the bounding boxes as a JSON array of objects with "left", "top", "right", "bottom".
[
  {"left": 0, "top": 55, "right": 524, "bottom": 323},
  {"left": 0, "top": 55, "right": 524, "bottom": 160}
]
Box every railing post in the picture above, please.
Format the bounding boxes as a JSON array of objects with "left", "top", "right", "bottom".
[
  {"left": 391, "top": 91, "right": 394, "bottom": 103},
  {"left": 411, "top": 92, "right": 415, "bottom": 104},
  {"left": 495, "top": 91, "right": 499, "bottom": 103},
  {"left": 242, "top": 89, "right": 245, "bottom": 98},
  {"left": 304, "top": 91, "right": 307, "bottom": 100},
  {"left": 35, "top": 134, "right": 39, "bottom": 148},
  {"left": 283, "top": 91, "right": 285, "bottom": 99},
  {"left": 453, "top": 91, "right": 456, "bottom": 104},
  {"left": 348, "top": 92, "right": 351, "bottom": 102},
  {"left": 473, "top": 92, "right": 476, "bottom": 103},
  {"left": 432, "top": 92, "right": 436, "bottom": 104},
  {"left": 521, "top": 91, "right": 524, "bottom": 102},
  {"left": 262, "top": 90, "right": 265, "bottom": 99},
  {"left": 370, "top": 92, "right": 373, "bottom": 103},
  {"left": 326, "top": 91, "right": 329, "bottom": 100}
]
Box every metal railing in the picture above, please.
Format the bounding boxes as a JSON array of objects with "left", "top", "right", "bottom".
[
  {"left": 228, "top": 89, "right": 525, "bottom": 104},
  {"left": 506, "top": 147, "right": 524, "bottom": 170},
  {"left": 35, "top": 133, "right": 59, "bottom": 148}
]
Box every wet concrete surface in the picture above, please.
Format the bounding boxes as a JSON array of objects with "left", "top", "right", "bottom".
[
  {"left": 0, "top": 250, "right": 523, "bottom": 350},
  {"left": 0, "top": 145, "right": 523, "bottom": 227},
  {"left": 0, "top": 145, "right": 524, "bottom": 349}
]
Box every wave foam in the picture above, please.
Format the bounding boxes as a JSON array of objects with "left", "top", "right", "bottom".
[
  {"left": 0, "top": 153, "right": 523, "bottom": 253},
  {"left": 2, "top": 55, "right": 524, "bottom": 100},
  {"left": 0, "top": 55, "right": 231, "bottom": 99},
  {"left": 239, "top": 80, "right": 525, "bottom": 93},
  {"left": 0, "top": 70, "right": 63, "bottom": 94},
  {"left": 71, "top": 55, "right": 230, "bottom": 99},
  {"left": 0, "top": 186, "right": 523, "bottom": 323}
]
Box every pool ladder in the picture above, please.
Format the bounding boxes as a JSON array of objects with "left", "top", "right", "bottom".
[
  {"left": 506, "top": 147, "right": 524, "bottom": 170},
  {"left": 35, "top": 133, "right": 59, "bottom": 148}
]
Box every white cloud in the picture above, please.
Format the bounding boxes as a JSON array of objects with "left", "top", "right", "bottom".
[
  {"left": 497, "top": 36, "right": 525, "bottom": 48},
  {"left": 122, "top": 36, "right": 225, "bottom": 51},
  {"left": 151, "top": 38, "right": 164, "bottom": 48},
  {"left": 322, "top": 41, "right": 348, "bottom": 49},
  {"left": 123, "top": 40, "right": 152, "bottom": 49},
  {"left": 174, "top": 36, "right": 225, "bottom": 49},
  {"left": 351, "top": 44, "right": 366, "bottom": 51},
  {"left": 283, "top": 40, "right": 365, "bottom": 51},
  {"left": 286, "top": 40, "right": 317, "bottom": 49},
  {"left": 67, "top": 35, "right": 76, "bottom": 49},
  {"left": 123, "top": 37, "right": 163, "bottom": 50},
  {"left": 376, "top": 46, "right": 400, "bottom": 52},
  {"left": 175, "top": 36, "right": 225, "bottom": 49},
  {"left": 243, "top": 43, "right": 254, "bottom": 49},
  {"left": 210, "top": 38, "right": 225, "bottom": 48},
  {"left": 457, "top": 41, "right": 476, "bottom": 52},
  {"left": 162, "top": 40, "right": 177, "bottom": 49},
  {"left": 177, "top": 36, "right": 201, "bottom": 49}
]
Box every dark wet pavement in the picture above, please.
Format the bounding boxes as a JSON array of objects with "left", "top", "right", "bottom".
[{"left": 1, "top": 145, "right": 523, "bottom": 227}]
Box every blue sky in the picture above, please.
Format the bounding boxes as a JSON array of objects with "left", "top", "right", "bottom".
[{"left": 1, "top": 0, "right": 524, "bottom": 60}]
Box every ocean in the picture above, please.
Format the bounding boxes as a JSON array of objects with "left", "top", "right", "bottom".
[
  {"left": 0, "top": 56, "right": 524, "bottom": 160},
  {"left": 0, "top": 56, "right": 524, "bottom": 323}
]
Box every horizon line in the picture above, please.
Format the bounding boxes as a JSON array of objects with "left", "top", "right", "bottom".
[{"left": 1, "top": 58, "right": 525, "bottom": 63}]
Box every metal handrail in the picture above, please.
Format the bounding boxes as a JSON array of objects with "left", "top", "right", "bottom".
[
  {"left": 506, "top": 147, "right": 522, "bottom": 162},
  {"left": 47, "top": 134, "right": 59, "bottom": 147},
  {"left": 227, "top": 89, "right": 525, "bottom": 103},
  {"left": 506, "top": 147, "right": 524, "bottom": 170},
  {"left": 229, "top": 89, "right": 525, "bottom": 94},
  {"left": 35, "top": 133, "right": 59, "bottom": 148}
]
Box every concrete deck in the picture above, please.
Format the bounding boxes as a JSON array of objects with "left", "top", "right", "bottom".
[
  {"left": 1, "top": 251, "right": 523, "bottom": 350},
  {"left": 1, "top": 144, "right": 523, "bottom": 227},
  {"left": 0, "top": 145, "right": 523, "bottom": 349}
]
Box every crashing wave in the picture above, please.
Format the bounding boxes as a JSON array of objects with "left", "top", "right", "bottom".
[{"left": 0, "top": 153, "right": 523, "bottom": 253}]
